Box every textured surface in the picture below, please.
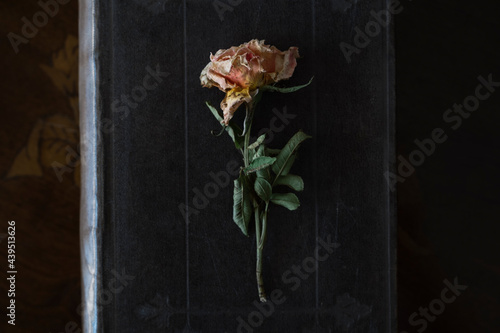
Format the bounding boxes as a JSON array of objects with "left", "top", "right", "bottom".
[{"left": 91, "top": 0, "right": 395, "bottom": 332}]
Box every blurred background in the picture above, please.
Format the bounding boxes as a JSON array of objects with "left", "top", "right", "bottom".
[
  {"left": 0, "top": 0, "right": 498, "bottom": 332},
  {"left": 0, "top": 1, "right": 81, "bottom": 332}
]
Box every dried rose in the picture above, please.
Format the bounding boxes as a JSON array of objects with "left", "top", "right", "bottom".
[{"left": 200, "top": 39, "right": 299, "bottom": 125}]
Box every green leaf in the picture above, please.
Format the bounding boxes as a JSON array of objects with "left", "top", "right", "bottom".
[
  {"left": 254, "top": 144, "right": 265, "bottom": 159},
  {"left": 247, "top": 147, "right": 255, "bottom": 162},
  {"left": 254, "top": 178, "right": 272, "bottom": 202},
  {"left": 256, "top": 167, "right": 271, "bottom": 183},
  {"left": 270, "top": 193, "right": 300, "bottom": 211},
  {"left": 281, "top": 152, "right": 297, "bottom": 176},
  {"left": 265, "top": 148, "right": 281, "bottom": 156},
  {"left": 233, "top": 175, "right": 253, "bottom": 236},
  {"left": 206, "top": 101, "right": 223, "bottom": 121},
  {"left": 261, "top": 77, "right": 314, "bottom": 94},
  {"left": 248, "top": 134, "right": 266, "bottom": 150},
  {"left": 244, "top": 156, "right": 276, "bottom": 174},
  {"left": 274, "top": 174, "right": 304, "bottom": 191},
  {"left": 254, "top": 145, "right": 271, "bottom": 182},
  {"left": 206, "top": 101, "right": 244, "bottom": 149},
  {"left": 271, "top": 130, "right": 311, "bottom": 180}
]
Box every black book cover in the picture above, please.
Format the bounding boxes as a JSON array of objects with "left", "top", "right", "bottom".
[{"left": 79, "top": 0, "right": 396, "bottom": 332}]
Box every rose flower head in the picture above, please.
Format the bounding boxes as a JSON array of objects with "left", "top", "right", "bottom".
[{"left": 200, "top": 39, "right": 300, "bottom": 125}]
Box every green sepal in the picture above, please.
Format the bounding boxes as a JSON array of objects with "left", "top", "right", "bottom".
[
  {"left": 206, "top": 101, "right": 244, "bottom": 149},
  {"left": 261, "top": 77, "right": 313, "bottom": 94}
]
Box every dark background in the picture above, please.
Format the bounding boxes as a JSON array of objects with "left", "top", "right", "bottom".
[
  {"left": 395, "top": 0, "right": 500, "bottom": 332},
  {"left": 0, "top": 0, "right": 498, "bottom": 332}
]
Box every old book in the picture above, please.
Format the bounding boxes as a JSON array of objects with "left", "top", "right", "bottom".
[{"left": 79, "top": 0, "right": 396, "bottom": 332}]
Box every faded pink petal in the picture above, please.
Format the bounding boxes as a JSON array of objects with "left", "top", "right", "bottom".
[
  {"left": 200, "top": 39, "right": 300, "bottom": 123},
  {"left": 220, "top": 87, "right": 257, "bottom": 125}
]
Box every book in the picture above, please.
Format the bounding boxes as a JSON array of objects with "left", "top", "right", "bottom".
[{"left": 79, "top": 0, "right": 395, "bottom": 332}]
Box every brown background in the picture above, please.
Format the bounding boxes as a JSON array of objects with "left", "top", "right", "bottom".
[{"left": 0, "top": 1, "right": 81, "bottom": 332}]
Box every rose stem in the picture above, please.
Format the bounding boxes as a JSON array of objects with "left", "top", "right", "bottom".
[
  {"left": 256, "top": 202, "right": 269, "bottom": 302},
  {"left": 254, "top": 203, "right": 267, "bottom": 302},
  {"left": 243, "top": 103, "right": 253, "bottom": 166},
  {"left": 242, "top": 102, "right": 267, "bottom": 302}
]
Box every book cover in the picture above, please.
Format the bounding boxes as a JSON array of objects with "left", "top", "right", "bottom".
[{"left": 79, "top": 0, "right": 396, "bottom": 331}]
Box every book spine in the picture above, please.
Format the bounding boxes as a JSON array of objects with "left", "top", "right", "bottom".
[{"left": 79, "top": 0, "right": 103, "bottom": 332}]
